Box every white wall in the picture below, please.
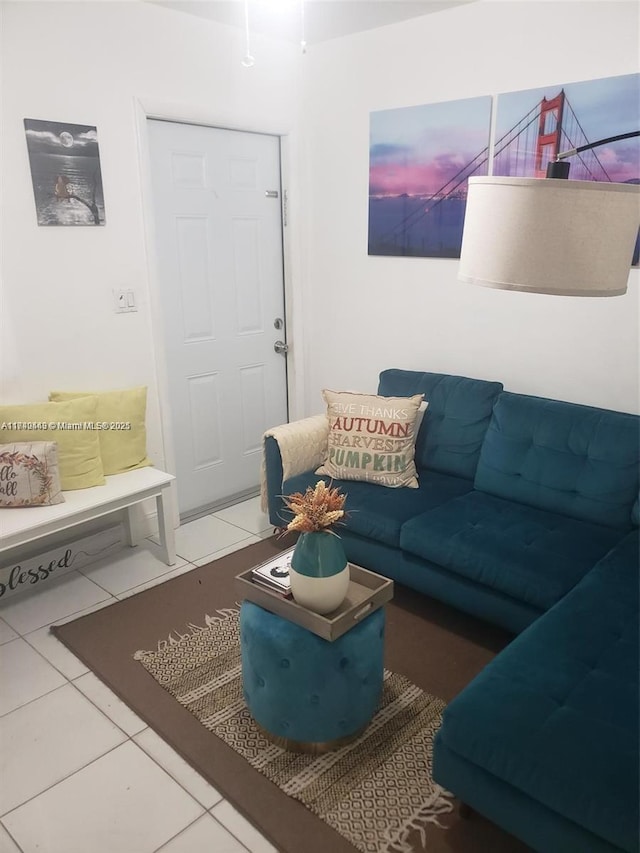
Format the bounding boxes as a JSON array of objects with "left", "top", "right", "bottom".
[
  {"left": 0, "top": 0, "right": 301, "bottom": 468},
  {"left": 1, "top": 0, "right": 639, "bottom": 494},
  {"left": 297, "top": 1, "right": 640, "bottom": 415}
]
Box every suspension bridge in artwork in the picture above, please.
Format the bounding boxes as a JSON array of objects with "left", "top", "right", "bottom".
[{"left": 368, "top": 89, "right": 625, "bottom": 257}]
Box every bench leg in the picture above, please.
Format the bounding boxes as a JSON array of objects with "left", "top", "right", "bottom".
[
  {"left": 122, "top": 507, "right": 137, "bottom": 548},
  {"left": 156, "top": 489, "right": 177, "bottom": 566}
]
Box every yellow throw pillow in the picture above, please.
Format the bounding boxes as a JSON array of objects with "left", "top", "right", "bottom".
[
  {"left": 316, "top": 390, "right": 424, "bottom": 488},
  {"left": 0, "top": 397, "right": 104, "bottom": 490},
  {"left": 49, "top": 387, "right": 152, "bottom": 475}
]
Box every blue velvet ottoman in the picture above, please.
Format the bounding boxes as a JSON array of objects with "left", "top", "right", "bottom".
[{"left": 239, "top": 600, "right": 385, "bottom": 751}]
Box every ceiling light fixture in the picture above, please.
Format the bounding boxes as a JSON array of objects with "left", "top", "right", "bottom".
[
  {"left": 241, "top": 0, "right": 255, "bottom": 67},
  {"left": 300, "top": 0, "right": 307, "bottom": 54}
]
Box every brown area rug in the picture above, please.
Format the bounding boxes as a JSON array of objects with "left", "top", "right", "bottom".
[{"left": 52, "top": 537, "right": 529, "bottom": 853}]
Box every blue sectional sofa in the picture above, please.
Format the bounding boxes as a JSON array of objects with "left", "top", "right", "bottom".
[
  {"left": 434, "top": 529, "right": 638, "bottom": 853},
  {"left": 263, "top": 369, "right": 640, "bottom": 853}
]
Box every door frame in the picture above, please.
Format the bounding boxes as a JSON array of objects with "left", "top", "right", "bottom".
[{"left": 134, "top": 97, "right": 304, "bottom": 523}]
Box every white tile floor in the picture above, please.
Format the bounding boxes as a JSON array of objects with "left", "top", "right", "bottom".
[{"left": 0, "top": 496, "right": 279, "bottom": 853}]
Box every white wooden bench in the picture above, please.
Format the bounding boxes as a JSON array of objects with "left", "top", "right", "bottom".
[{"left": 0, "top": 467, "right": 177, "bottom": 567}]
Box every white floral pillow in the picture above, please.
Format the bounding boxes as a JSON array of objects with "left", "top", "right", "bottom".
[{"left": 0, "top": 442, "right": 65, "bottom": 507}]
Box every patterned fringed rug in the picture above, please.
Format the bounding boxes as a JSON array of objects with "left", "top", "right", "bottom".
[{"left": 134, "top": 608, "right": 453, "bottom": 853}]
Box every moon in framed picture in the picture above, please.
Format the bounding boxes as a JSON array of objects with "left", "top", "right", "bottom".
[{"left": 23, "top": 118, "right": 106, "bottom": 226}]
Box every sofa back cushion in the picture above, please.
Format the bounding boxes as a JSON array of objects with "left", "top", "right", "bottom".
[
  {"left": 474, "top": 392, "right": 640, "bottom": 529},
  {"left": 377, "top": 369, "right": 503, "bottom": 480}
]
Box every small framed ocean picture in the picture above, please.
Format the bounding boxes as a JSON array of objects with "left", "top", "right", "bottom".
[{"left": 24, "top": 118, "right": 106, "bottom": 226}]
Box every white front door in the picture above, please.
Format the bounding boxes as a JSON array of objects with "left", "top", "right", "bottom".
[{"left": 148, "top": 120, "right": 288, "bottom": 517}]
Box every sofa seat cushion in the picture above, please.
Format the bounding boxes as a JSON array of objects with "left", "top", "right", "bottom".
[
  {"left": 283, "top": 470, "right": 473, "bottom": 548},
  {"left": 399, "top": 491, "right": 623, "bottom": 610},
  {"left": 437, "top": 532, "right": 639, "bottom": 853}
]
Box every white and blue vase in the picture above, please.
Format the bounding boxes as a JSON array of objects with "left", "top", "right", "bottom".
[{"left": 290, "top": 531, "right": 350, "bottom": 614}]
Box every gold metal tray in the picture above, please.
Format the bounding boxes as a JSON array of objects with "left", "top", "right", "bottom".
[{"left": 235, "top": 561, "right": 394, "bottom": 642}]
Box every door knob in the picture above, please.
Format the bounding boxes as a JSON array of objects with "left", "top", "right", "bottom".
[{"left": 274, "top": 340, "right": 289, "bottom": 355}]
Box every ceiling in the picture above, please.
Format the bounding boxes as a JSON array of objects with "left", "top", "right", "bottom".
[{"left": 151, "top": 0, "right": 477, "bottom": 46}]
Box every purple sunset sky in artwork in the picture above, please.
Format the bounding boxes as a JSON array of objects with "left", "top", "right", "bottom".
[
  {"left": 369, "top": 73, "right": 639, "bottom": 198},
  {"left": 369, "top": 96, "right": 491, "bottom": 198}
]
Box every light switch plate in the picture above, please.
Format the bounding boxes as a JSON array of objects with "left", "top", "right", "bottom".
[{"left": 113, "top": 289, "right": 137, "bottom": 313}]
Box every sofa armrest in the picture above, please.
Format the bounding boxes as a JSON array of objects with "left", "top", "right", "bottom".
[{"left": 260, "top": 415, "right": 329, "bottom": 525}]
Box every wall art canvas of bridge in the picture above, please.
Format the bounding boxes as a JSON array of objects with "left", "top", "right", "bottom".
[
  {"left": 493, "top": 73, "right": 639, "bottom": 185},
  {"left": 24, "top": 118, "right": 106, "bottom": 226},
  {"left": 368, "top": 96, "right": 492, "bottom": 258},
  {"left": 494, "top": 72, "right": 640, "bottom": 266},
  {"left": 368, "top": 72, "right": 639, "bottom": 263}
]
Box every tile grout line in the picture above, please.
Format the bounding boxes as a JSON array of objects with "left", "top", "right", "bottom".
[
  {"left": 9, "top": 555, "right": 208, "bottom": 707},
  {"left": 2, "top": 669, "right": 221, "bottom": 826},
  {"left": 149, "top": 806, "right": 254, "bottom": 853},
  {"left": 1, "top": 725, "right": 212, "bottom": 846},
  {"left": 113, "top": 563, "right": 200, "bottom": 600},
  {"left": 0, "top": 584, "right": 115, "bottom": 638},
  {"left": 67, "top": 675, "right": 149, "bottom": 738},
  {"left": 131, "top": 731, "right": 222, "bottom": 812},
  {"left": 0, "top": 818, "right": 26, "bottom": 853},
  {"left": 179, "top": 534, "right": 265, "bottom": 568},
  {"left": 110, "top": 560, "right": 200, "bottom": 600},
  {"left": 0, "top": 671, "right": 142, "bottom": 818},
  {"left": 210, "top": 517, "right": 275, "bottom": 537},
  {"left": 59, "top": 653, "right": 227, "bottom": 818},
  {"left": 196, "top": 505, "right": 273, "bottom": 537},
  {"left": 0, "top": 665, "right": 67, "bottom": 720},
  {"left": 4, "top": 550, "right": 201, "bottom": 637},
  {"left": 150, "top": 813, "right": 207, "bottom": 853},
  {"left": 1, "top": 510, "right": 271, "bottom": 851},
  {"left": 118, "top": 738, "right": 211, "bottom": 825},
  {"left": 75, "top": 550, "right": 194, "bottom": 598},
  {"left": 0, "top": 738, "right": 128, "bottom": 822},
  {"left": 208, "top": 807, "right": 256, "bottom": 853},
  {"left": 0, "top": 616, "right": 19, "bottom": 644},
  {"left": 0, "top": 520, "right": 261, "bottom": 627},
  {"left": 1, "top": 541, "right": 204, "bottom": 635}
]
